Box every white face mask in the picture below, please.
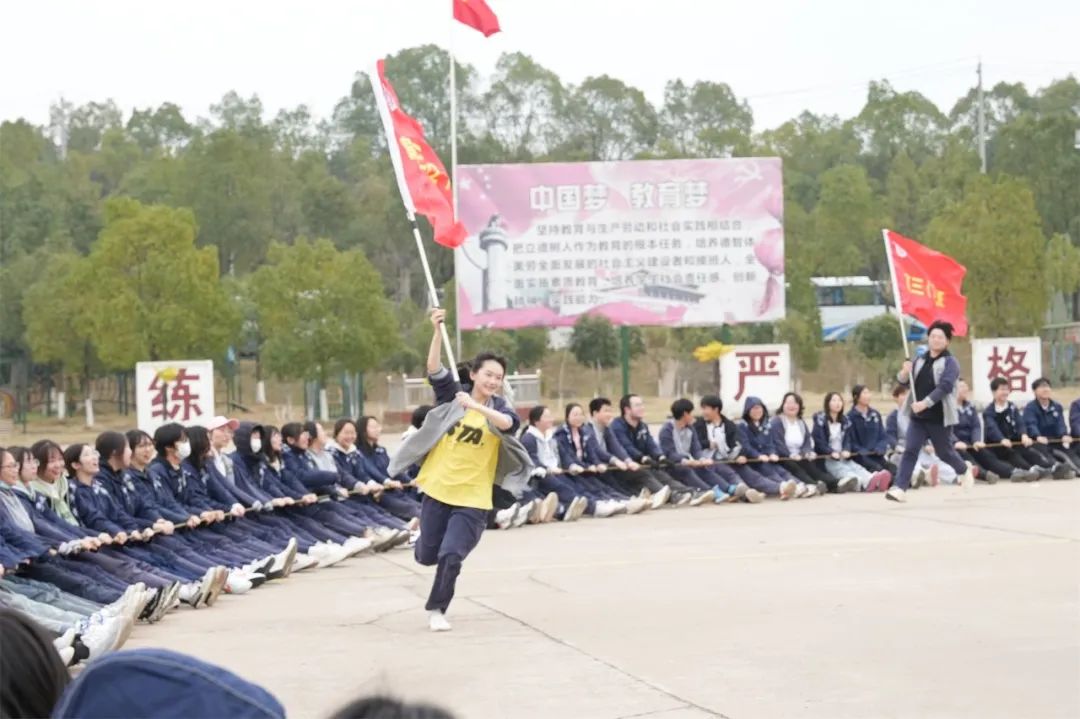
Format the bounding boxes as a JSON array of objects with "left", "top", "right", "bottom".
[
  {"left": 250, "top": 438, "right": 263, "bottom": 454},
  {"left": 176, "top": 441, "right": 191, "bottom": 460}
]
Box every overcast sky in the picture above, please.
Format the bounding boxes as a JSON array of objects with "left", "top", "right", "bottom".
[{"left": 2, "top": 0, "right": 1077, "bottom": 132}]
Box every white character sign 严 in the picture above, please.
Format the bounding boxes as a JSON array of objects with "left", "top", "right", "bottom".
[
  {"left": 971, "top": 338, "right": 1042, "bottom": 406},
  {"left": 136, "top": 361, "right": 215, "bottom": 433},
  {"left": 719, "top": 344, "right": 791, "bottom": 417}
]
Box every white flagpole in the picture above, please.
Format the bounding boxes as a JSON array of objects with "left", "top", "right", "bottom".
[
  {"left": 449, "top": 10, "right": 464, "bottom": 359},
  {"left": 371, "top": 63, "right": 458, "bottom": 373},
  {"left": 882, "top": 229, "right": 911, "bottom": 358}
]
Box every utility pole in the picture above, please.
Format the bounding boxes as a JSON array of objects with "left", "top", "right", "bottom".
[{"left": 977, "top": 59, "right": 987, "bottom": 174}]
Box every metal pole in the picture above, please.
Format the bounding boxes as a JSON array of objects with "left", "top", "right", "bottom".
[
  {"left": 450, "top": 21, "right": 464, "bottom": 360},
  {"left": 977, "top": 59, "right": 987, "bottom": 174},
  {"left": 882, "top": 230, "right": 911, "bottom": 358},
  {"left": 620, "top": 325, "right": 631, "bottom": 397}
]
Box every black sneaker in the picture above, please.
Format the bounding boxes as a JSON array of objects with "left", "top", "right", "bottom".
[{"left": 1051, "top": 463, "right": 1072, "bottom": 480}]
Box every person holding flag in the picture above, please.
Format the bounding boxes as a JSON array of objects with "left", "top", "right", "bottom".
[{"left": 888, "top": 321, "right": 975, "bottom": 502}]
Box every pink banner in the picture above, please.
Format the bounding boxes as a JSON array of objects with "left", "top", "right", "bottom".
[{"left": 455, "top": 158, "right": 785, "bottom": 330}]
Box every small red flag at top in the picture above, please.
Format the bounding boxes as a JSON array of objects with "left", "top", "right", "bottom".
[
  {"left": 453, "top": 0, "right": 500, "bottom": 37},
  {"left": 884, "top": 229, "right": 969, "bottom": 336}
]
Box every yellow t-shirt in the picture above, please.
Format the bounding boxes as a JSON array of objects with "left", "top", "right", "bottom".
[{"left": 416, "top": 408, "right": 501, "bottom": 510}]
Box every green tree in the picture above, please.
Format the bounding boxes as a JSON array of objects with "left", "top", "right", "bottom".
[
  {"left": 480, "top": 52, "right": 567, "bottom": 161},
  {"left": 84, "top": 198, "right": 239, "bottom": 367},
  {"left": 559, "top": 76, "right": 658, "bottom": 161},
  {"left": 807, "top": 164, "right": 882, "bottom": 276},
  {"left": 656, "top": 79, "right": 752, "bottom": 158},
  {"left": 249, "top": 238, "right": 398, "bottom": 382},
  {"left": 22, "top": 250, "right": 98, "bottom": 391},
  {"left": 851, "top": 313, "right": 905, "bottom": 383},
  {"left": 924, "top": 175, "right": 1047, "bottom": 335}
]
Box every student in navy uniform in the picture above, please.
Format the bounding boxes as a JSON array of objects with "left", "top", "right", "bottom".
[
  {"left": 951, "top": 379, "right": 1035, "bottom": 482},
  {"left": 737, "top": 397, "right": 803, "bottom": 498},
  {"left": 768, "top": 392, "right": 833, "bottom": 494},
  {"left": 587, "top": 397, "right": 688, "bottom": 504},
  {"left": 520, "top": 406, "right": 589, "bottom": 521},
  {"left": 660, "top": 398, "right": 741, "bottom": 504},
  {"left": 982, "top": 377, "right": 1056, "bottom": 478},
  {"left": 811, "top": 393, "right": 877, "bottom": 492},
  {"left": 887, "top": 321, "right": 974, "bottom": 502},
  {"left": 1022, "top": 378, "right": 1078, "bottom": 476},
  {"left": 847, "top": 385, "right": 896, "bottom": 478},
  {"left": 885, "top": 385, "right": 953, "bottom": 487},
  {"left": 555, "top": 403, "right": 650, "bottom": 517},
  {"left": 611, "top": 394, "right": 713, "bottom": 504},
  {"left": 356, "top": 416, "right": 424, "bottom": 522},
  {"left": 693, "top": 396, "right": 769, "bottom": 502}
]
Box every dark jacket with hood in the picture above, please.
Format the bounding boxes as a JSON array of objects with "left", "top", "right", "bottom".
[
  {"left": 100, "top": 464, "right": 161, "bottom": 528},
  {"left": 811, "top": 411, "right": 854, "bottom": 455},
  {"left": 282, "top": 445, "right": 340, "bottom": 494},
  {"left": 229, "top": 423, "right": 279, "bottom": 507},
  {"left": 736, "top": 396, "right": 776, "bottom": 458},
  {"left": 143, "top": 458, "right": 194, "bottom": 524},
  {"left": 847, "top": 405, "right": 890, "bottom": 455},
  {"left": 692, "top": 415, "right": 741, "bottom": 461},
  {"left": 51, "top": 648, "right": 285, "bottom": 719}
]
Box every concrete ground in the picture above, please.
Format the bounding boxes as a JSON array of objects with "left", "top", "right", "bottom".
[{"left": 124, "top": 481, "right": 1080, "bottom": 719}]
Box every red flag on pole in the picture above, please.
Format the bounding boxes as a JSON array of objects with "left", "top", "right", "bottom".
[
  {"left": 453, "top": 0, "right": 500, "bottom": 36},
  {"left": 371, "top": 60, "right": 466, "bottom": 249},
  {"left": 884, "top": 229, "right": 969, "bottom": 336}
]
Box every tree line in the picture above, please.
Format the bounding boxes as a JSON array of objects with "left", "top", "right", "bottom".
[{"left": 1, "top": 44, "right": 1077, "bottom": 402}]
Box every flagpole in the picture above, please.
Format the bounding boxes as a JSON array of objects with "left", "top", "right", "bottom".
[
  {"left": 449, "top": 5, "right": 464, "bottom": 360},
  {"left": 883, "top": 229, "right": 911, "bottom": 359},
  {"left": 371, "top": 63, "right": 458, "bottom": 373}
]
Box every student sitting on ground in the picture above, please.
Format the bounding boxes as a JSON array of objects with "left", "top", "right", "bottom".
[
  {"left": 737, "top": 397, "right": 802, "bottom": 499},
  {"left": 768, "top": 392, "right": 833, "bottom": 494},
  {"left": 811, "top": 393, "right": 881, "bottom": 492},
  {"left": 520, "top": 406, "right": 587, "bottom": 522},
  {"left": 952, "top": 379, "right": 1032, "bottom": 483},
  {"left": 660, "top": 398, "right": 739, "bottom": 504},
  {"left": 847, "top": 385, "right": 897, "bottom": 479},
  {"left": 1022, "top": 378, "right": 1078, "bottom": 477}
]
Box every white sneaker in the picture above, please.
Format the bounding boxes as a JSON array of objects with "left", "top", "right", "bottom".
[
  {"left": 273, "top": 538, "right": 299, "bottom": 577},
  {"left": 428, "top": 610, "right": 452, "bottom": 632},
  {"left": 495, "top": 503, "right": 518, "bottom": 529},
  {"left": 960, "top": 465, "right": 976, "bottom": 490},
  {"left": 179, "top": 582, "right": 204, "bottom": 608},
  {"left": 675, "top": 492, "right": 693, "bottom": 506},
  {"left": 225, "top": 573, "right": 252, "bottom": 595},
  {"left": 651, "top": 485, "right": 672, "bottom": 509},
  {"left": 291, "top": 553, "right": 320, "bottom": 571},
  {"left": 573, "top": 496, "right": 589, "bottom": 520},
  {"left": 81, "top": 619, "right": 123, "bottom": 658},
  {"left": 803, "top": 484, "right": 818, "bottom": 498},
  {"left": 745, "top": 488, "right": 766, "bottom": 503},
  {"left": 342, "top": 536, "right": 374, "bottom": 557},
  {"left": 527, "top": 498, "right": 544, "bottom": 523},
  {"left": 886, "top": 486, "right": 907, "bottom": 503},
  {"left": 625, "top": 497, "right": 647, "bottom": 514},
  {"left": 53, "top": 628, "right": 76, "bottom": 652},
  {"left": 539, "top": 492, "right": 559, "bottom": 522},
  {"left": 57, "top": 646, "right": 75, "bottom": 666},
  {"left": 780, "top": 480, "right": 798, "bottom": 500},
  {"left": 203, "top": 567, "right": 228, "bottom": 607},
  {"left": 795, "top": 483, "right": 808, "bottom": 498},
  {"left": 594, "top": 500, "right": 617, "bottom": 518},
  {"left": 511, "top": 502, "right": 532, "bottom": 527},
  {"left": 689, "top": 491, "right": 711, "bottom": 507},
  {"left": 313, "top": 542, "right": 351, "bottom": 567}
]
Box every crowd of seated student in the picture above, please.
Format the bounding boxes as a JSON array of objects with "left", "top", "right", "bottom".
[{"left": 1, "top": 375, "right": 1075, "bottom": 671}]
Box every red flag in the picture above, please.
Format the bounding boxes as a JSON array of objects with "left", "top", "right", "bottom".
[
  {"left": 453, "top": 0, "right": 500, "bottom": 36},
  {"left": 371, "top": 61, "right": 465, "bottom": 249},
  {"left": 884, "top": 229, "right": 969, "bottom": 336}
]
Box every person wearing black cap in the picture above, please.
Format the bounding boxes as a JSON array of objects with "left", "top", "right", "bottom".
[{"left": 888, "top": 320, "right": 974, "bottom": 502}]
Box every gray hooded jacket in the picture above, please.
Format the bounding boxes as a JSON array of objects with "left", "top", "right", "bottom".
[{"left": 388, "top": 366, "right": 532, "bottom": 498}]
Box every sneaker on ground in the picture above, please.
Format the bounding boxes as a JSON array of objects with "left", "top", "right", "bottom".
[
  {"left": 309, "top": 542, "right": 350, "bottom": 567},
  {"left": 407, "top": 516, "right": 421, "bottom": 532},
  {"left": 651, "top": 485, "right": 672, "bottom": 509},
  {"left": 913, "top": 468, "right": 927, "bottom": 488},
  {"left": 689, "top": 491, "right": 712, "bottom": 507},
  {"left": 225, "top": 573, "right": 253, "bottom": 595},
  {"left": 625, "top": 497, "right": 648, "bottom": 514},
  {"left": 203, "top": 567, "right": 229, "bottom": 607},
  {"left": 795, "top": 483, "right": 808, "bottom": 498},
  {"left": 780, "top": 480, "right": 797, "bottom": 500},
  {"left": 539, "top": 492, "right": 560, "bottom": 522},
  {"left": 983, "top": 470, "right": 1000, "bottom": 484},
  {"left": 838, "top": 476, "right": 859, "bottom": 493},
  {"left": 291, "top": 553, "right": 320, "bottom": 572},
  {"left": 428, "top": 610, "right": 452, "bottom": 632},
  {"left": 594, "top": 500, "right": 618, "bottom": 518},
  {"left": 959, "top": 465, "right": 975, "bottom": 490},
  {"left": 527, "top": 498, "right": 544, "bottom": 523},
  {"left": 511, "top": 502, "right": 532, "bottom": 527},
  {"left": 816, "top": 481, "right": 828, "bottom": 495},
  {"left": 745, "top": 488, "right": 766, "bottom": 503},
  {"left": 885, "top": 486, "right": 907, "bottom": 503},
  {"left": 675, "top": 492, "right": 693, "bottom": 506},
  {"left": 561, "top": 497, "right": 580, "bottom": 522},
  {"left": 494, "top": 503, "right": 518, "bottom": 529},
  {"left": 803, "top": 484, "right": 818, "bottom": 498},
  {"left": 342, "top": 536, "right": 374, "bottom": 557},
  {"left": 81, "top": 619, "right": 124, "bottom": 659},
  {"left": 1009, "top": 468, "right": 1029, "bottom": 482},
  {"left": 733, "top": 483, "right": 749, "bottom": 500}
]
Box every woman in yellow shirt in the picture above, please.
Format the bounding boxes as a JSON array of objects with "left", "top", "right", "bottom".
[{"left": 409, "top": 309, "right": 525, "bottom": 632}]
